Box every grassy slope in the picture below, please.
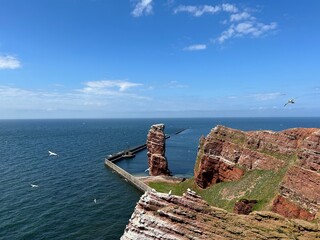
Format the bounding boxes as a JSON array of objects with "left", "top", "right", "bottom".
[
  {"left": 149, "top": 130, "right": 298, "bottom": 212},
  {"left": 148, "top": 167, "right": 289, "bottom": 212}
]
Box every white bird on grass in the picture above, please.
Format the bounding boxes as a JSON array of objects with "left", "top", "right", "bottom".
[
  {"left": 30, "top": 183, "right": 39, "bottom": 188},
  {"left": 48, "top": 151, "right": 58, "bottom": 156}
]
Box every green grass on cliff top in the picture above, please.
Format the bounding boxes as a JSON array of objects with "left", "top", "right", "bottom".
[
  {"left": 148, "top": 167, "right": 289, "bottom": 212},
  {"left": 149, "top": 129, "right": 299, "bottom": 212}
]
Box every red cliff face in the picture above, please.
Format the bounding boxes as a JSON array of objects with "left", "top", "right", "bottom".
[
  {"left": 276, "top": 165, "right": 320, "bottom": 221},
  {"left": 121, "top": 190, "right": 319, "bottom": 240},
  {"left": 146, "top": 124, "right": 170, "bottom": 176},
  {"left": 297, "top": 129, "right": 320, "bottom": 171},
  {"left": 272, "top": 195, "right": 315, "bottom": 221},
  {"left": 195, "top": 125, "right": 320, "bottom": 221}
]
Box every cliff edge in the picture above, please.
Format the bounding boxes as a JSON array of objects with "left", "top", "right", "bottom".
[
  {"left": 121, "top": 189, "right": 319, "bottom": 240},
  {"left": 121, "top": 125, "right": 320, "bottom": 239},
  {"left": 194, "top": 125, "right": 320, "bottom": 220}
]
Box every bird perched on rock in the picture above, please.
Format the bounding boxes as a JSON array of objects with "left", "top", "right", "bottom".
[{"left": 168, "top": 190, "right": 172, "bottom": 196}]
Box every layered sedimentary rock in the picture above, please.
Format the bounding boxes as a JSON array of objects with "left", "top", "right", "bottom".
[
  {"left": 147, "top": 124, "right": 170, "bottom": 176},
  {"left": 275, "top": 165, "right": 320, "bottom": 220},
  {"left": 297, "top": 129, "right": 320, "bottom": 171},
  {"left": 195, "top": 125, "right": 320, "bottom": 221},
  {"left": 121, "top": 190, "right": 319, "bottom": 240}
]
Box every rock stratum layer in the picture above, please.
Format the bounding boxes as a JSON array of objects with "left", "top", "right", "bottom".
[
  {"left": 194, "top": 125, "right": 320, "bottom": 220},
  {"left": 121, "top": 190, "right": 319, "bottom": 240},
  {"left": 147, "top": 124, "right": 170, "bottom": 176}
]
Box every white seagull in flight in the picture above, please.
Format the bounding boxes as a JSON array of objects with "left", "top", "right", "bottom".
[
  {"left": 48, "top": 151, "right": 58, "bottom": 156},
  {"left": 94, "top": 198, "right": 97, "bottom": 204},
  {"left": 284, "top": 98, "right": 296, "bottom": 107},
  {"left": 30, "top": 183, "right": 39, "bottom": 188}
]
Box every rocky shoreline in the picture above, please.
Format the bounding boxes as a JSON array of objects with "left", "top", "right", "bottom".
[{"left": 121, "top": 125, "right": 320, "bottom": 239}]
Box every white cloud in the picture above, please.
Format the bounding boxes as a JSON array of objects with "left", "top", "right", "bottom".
[
  {"left": 0, "top": 55, "right": 21, "bottom": 69},
  {"left": 217, "top": 27, "right": 235, "bottom": 43},
  {"left": 0, "top": 81, "right": 149, "bottom": 113},
  {"left": 174, "top": 3, "right": 238, "bottom": 17},
  {"left": 174, "top": 3, "right": 277, "bottom": 44},
  {"left": 230, "top": 12, "right": 251, "bottom": 22},
  {"left": 167, "top": 81, "right": 189, "bottom": 88},
  {"left": 183, "top": 44, "right": 207, "bottom": 51},
  {"left": 218, "top": 21, "right": 277, "bottom": 43},
  {"left": 249, "top": 92, "right": 284, "bottom": 101},
  {"left": 132, "top": 0, "right": 153, "bottom": 17},
  {"left": 0, "top": 86, "right": 35, "bottom": 97},
  {"left": 82, "top": 80, "right": 142, "bottom": 93},
  {"left": 174, "top": 5, "right": 220, "bottom": 16},
  {"left": 221, "top": 3, "right": 238, "bottom": 13}
]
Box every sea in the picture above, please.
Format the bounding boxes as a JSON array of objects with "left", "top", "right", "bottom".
[{"left": 1, "top": 118, "right": 319, "bottom": 240}]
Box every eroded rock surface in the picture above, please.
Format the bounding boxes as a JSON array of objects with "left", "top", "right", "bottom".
[
  {"left": 147, "top": 124, "right": 170, "bottom": 176},
  {"left": 121, "top": 190, "right": 319, "bottom": 240},
  {"left": 234, "top": 199, "right": 257, "bottom": 215},
  {"left": 194, "top": 125, "right": 320, "bottom": 220}
]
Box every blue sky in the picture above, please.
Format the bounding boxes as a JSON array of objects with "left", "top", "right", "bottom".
[{"left": 0, "top": 0, "right": 319, "bottom": 119}]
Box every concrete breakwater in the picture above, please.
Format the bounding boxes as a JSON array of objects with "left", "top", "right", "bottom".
[
  {"left": 107, "top": 128, "right": 187, "bottom": 163},
  {"left": 105, "top": 160, "right": 151, "bottom": 192},
  {"left": 105, "top": 128, "right": 187, "bottom": 192},
  {"left": 107, "top": 144, "right": 147, "bottom": 162}
]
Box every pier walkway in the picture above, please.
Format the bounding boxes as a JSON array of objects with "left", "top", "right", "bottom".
[
  {"left": 105, "top": 128, "right": 187, "bottom": 192},
  {"left": 105, "top": 159, "right": 151, "bottom": 192}
]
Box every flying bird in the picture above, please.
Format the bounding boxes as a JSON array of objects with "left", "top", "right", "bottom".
[
  {"left": 30, "top": 183, "right": 39, "bottom": 188},
  {"left": 94, "top": 198, "right": 97, "bottom": 204},
  {"left": 144, "top": 168, "right": 150, "bottom": 172},
  {"left": 48, "top": 151, "right": 58, "bottom": 156},
  {"left": 284, "top": 98, "right": 296, "bottom": 107}
]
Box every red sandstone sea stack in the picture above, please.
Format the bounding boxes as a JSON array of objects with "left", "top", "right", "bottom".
[{"left": 146, "top": 124, "right": 170, "bottom": 176}]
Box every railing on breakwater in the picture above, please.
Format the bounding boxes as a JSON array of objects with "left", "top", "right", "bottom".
[{"left": 106, "top": 128, "right": 187, "bottom": 163}]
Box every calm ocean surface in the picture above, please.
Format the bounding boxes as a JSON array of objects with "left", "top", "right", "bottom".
[{"left": 1, "top": 118, "right": 319, "bottom": 239}]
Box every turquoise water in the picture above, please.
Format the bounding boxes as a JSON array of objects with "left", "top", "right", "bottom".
[{"left": 1, "top": 118, "right": 319, "bottom": 239}]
